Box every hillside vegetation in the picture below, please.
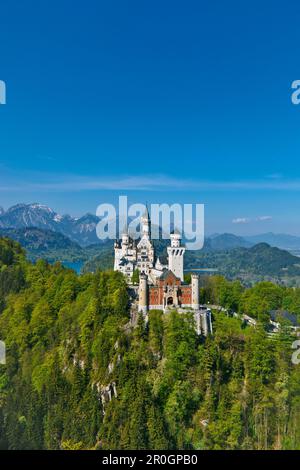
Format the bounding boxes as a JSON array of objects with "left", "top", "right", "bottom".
[{"left": 0, "top": 237, "right": 300, "bottom": 450}]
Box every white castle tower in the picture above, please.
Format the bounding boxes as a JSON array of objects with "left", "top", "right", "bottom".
[
  {"left": 114, "top": 240, "right": 122, "bottom": 271},
  {"left": 137, "top": 206, "right": 155, "bottom": 275},
  {"left": 114, "top": 226, "right": 137, "bottom": 278},
  {"left": 191, "top": 273, "right": 200, "bottom": 310},
  {"left": 114, "top": 226, "right": 129, "bottom": 271},
  {"left": 167, "top": 231, "right": 186, "bottom": 281},
  {"left": 138, "top": 272, "right": 148, "bottom": 315}
]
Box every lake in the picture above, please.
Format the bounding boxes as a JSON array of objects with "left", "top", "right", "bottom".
[{"left": 62, "top": 261, "right": 84, "bottom": 274}]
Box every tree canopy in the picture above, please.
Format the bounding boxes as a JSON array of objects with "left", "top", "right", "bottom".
[{"left": 0, "top": 237, "right": 300, "bottom": 450}]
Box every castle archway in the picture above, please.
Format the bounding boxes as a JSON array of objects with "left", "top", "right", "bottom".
[{"left": 167, "top": 297, "right": 173, "bottom": 306}]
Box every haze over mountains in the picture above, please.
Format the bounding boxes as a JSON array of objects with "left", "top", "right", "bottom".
[{"left": 244, "top": 233, "right": 300, "bottom": 251}]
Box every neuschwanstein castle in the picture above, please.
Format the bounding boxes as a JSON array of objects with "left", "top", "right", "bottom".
[{"left": 114, "top": 208, "right": 212, "bottom": 335}]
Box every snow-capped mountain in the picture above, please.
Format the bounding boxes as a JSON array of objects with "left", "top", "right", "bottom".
[
  {"left": 0, "top": 203, "right": 101, "bottom": 246},
  {"left": 0, "top": 203, "right": 59, "bottom": 231}
]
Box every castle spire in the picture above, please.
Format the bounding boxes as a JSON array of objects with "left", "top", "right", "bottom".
[
  {"left": 142, "top": 202, "right": 150, "bottom": 221},
  {"left": 141, "top": 203, "right": 151, "bottom": 238}
]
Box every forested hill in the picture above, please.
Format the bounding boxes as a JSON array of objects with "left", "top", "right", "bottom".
[
  {"left": 184, "top": 243, "right": 300, "bottom": 281},
  {"left": 0, "top": 228, "right": 85, "bottom": 263},
  {"left": 0, "top": 237, "right": 300, "bottom": 450}
]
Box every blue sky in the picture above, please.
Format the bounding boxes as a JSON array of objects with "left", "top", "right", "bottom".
[{"left": 1, "top": 0, "right": 300, "bottom": 235}]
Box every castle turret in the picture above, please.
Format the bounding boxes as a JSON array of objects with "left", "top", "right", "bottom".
[
  {"left": 191, "top": 273, "right": 200, "bottom": 310},
  {"left": 138, "top": 272, "right": 148, "bottom": 315},
  {"left": 167, "top": 231, "right": 185, "bottom": 281}
]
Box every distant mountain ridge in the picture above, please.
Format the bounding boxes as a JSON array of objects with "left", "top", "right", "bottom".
[
  {"left": 0, "top": 203, "right": 100, "bottom": 246},
  {"left": 0, "top": 203, "right": 254, "bottom": 250},
  {"left": 244, "top": 232, "right": 300, "bottom": 250},
  {"left": 204, "top": 233, "right": 252, "bottom": 251},
  {"left": 1, "top": 203, "right": 300, "bottom": 254}
]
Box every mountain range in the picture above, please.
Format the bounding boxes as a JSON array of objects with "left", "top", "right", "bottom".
[
  {"left": 0, "top": 203, "right": 100, "bottom": 246},
  {"left": 1, "top": 203, "right": 300, "bottom": 284},
  {"left": 1, "top": 203, "right": 300, "bottom": 251}
]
